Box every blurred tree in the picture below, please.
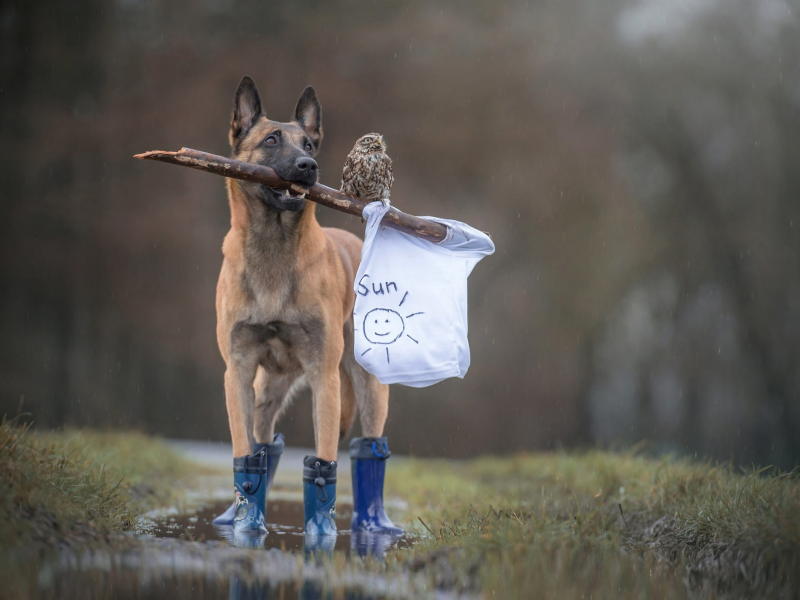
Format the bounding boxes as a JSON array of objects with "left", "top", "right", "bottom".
[
  {"left": 0, "top": 0, "right": 797, "bottom": 466},
  {"left": 580, "top": 0, "right": 800, "bottom": 465}
]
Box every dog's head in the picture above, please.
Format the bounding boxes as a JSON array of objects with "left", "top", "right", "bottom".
[{"left": 229, "top": 76, "right": 322, "bottom": 212}]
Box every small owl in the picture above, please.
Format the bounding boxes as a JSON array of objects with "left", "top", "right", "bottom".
[{"left": 340, "top": 133, "right": 394, "bottom": 201}]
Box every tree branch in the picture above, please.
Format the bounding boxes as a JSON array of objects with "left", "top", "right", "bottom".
[{"left": 134, "top": 147, "right": 448, "bottom": 243}]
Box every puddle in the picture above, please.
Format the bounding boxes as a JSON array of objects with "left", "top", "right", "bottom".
[
  {"left": 147, "top": 499, "right": 350, "bottom": 552},
  {"left": 143, "top": 498, "right": 411, "bottom": 559},
  {"left": 36, "top": 568, "right": 304, "bottom": 600},
  {"left": 31, "top": 498, "right": 419, "bottom": 599},
  {"left": 33, "top": 539, "right": 409, "bottom": 600}
]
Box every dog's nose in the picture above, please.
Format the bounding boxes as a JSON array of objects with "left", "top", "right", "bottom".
[{"left": 295, "top": 157, "right": 318, "bottom": 174}]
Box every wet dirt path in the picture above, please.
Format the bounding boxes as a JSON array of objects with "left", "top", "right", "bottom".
[{"left": 31, "top": 442, "right": 426, "bottom": 600}]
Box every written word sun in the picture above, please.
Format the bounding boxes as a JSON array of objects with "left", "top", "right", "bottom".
[{"left": 354, "top": 275, "right": 423, "bottom": 364}]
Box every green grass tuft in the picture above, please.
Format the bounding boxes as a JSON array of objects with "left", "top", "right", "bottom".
[
  {"left": 0, "top": 418, "right": 196, "bottom": 550},
  {"left": 0, "top": 417, "right": 133, "bottom": 548},
  {"left": 386, "top": 451, "right": 800, "bottom": 598},
  {"left": 2, "top": 421, "right": 798, "bottom": 598}
]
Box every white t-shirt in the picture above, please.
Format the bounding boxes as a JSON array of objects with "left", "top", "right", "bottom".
[{"left": 353, "top": 201, "right": 495, "bottom": 387}]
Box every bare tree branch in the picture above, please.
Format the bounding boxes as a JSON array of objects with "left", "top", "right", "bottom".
[{"left": 134, "top": 147, "right": 448, "bottom": 243}]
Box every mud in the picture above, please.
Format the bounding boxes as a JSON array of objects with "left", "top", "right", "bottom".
[
  {"left": 26, "top": 498, "right": 425, "bottom": 600},
  {"left": 142, "top": 499, "right": 410, "bottom": 557}
]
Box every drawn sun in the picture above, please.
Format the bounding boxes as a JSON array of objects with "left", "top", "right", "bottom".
[{"left": 354, "top": 291, "right": 423, "bottom": 363}]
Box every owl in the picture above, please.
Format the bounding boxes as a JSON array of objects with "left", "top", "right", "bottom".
[{"left": 340, "top": 133, "right": 394, "bottom": 201}]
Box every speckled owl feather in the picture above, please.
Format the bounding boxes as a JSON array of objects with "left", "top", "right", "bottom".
[{"left": 340, "top": 133, "right": 394, "bottom": 201}]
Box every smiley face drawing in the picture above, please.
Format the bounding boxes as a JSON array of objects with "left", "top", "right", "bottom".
[
  {"left": 355, "top": 288, "right": 423, "bottom": 363},
  {"left": 364, "top": 309, "right": 404, "bottom": 344}
]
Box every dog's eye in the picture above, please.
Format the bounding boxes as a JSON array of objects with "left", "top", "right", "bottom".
[
  {"left": 304, "top": 142, "right": 313, "bottom": 153},
  {"left": 265, "top": 136, "right": 277, "bottom": 145}
]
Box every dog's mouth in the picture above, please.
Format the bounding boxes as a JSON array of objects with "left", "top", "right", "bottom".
[
  {"left": 279, "top": 188, "right": 307, "bottom": 200},
  {"left": 260, "top": 185, "right": 308, "bottom": 211}
]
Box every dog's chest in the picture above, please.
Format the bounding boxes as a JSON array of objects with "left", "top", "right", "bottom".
[
  {"left": 239, "top": 254, "right": 298, "bottom": 315},
  {"left": 230, "top": 314, "right": 324, "bottom": 375},
  {"left": 250, "top": 280, "right": 293, "bottom": 318},
  {"left": 223, "top": 203, "right": 326, "bottom": 373}
]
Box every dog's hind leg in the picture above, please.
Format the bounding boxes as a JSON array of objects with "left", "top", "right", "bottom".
[
  {"left": 253, "top": 367, "right": 303, "bottom": 444},
  {"left": 342, "top": 346, "right": 398, "bottom": 535},
  {"left": 339, "top": 366, "right": 357, "bottom": 440},
  {"left": 343, "top": 353, "right": 389, "bottom": 438}
]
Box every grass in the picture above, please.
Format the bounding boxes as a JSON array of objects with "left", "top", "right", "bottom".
[
  {"left": 34, "top": 426, "right": 204, "bottom": 514},
  {"left": 2, "top": 419, "right": 798, "bottom": 598},
  {"left": 383, "top": 451, "right": 800, "bottom": 599},
  {"left": 0, "top": 417, "right": 196, "bottom": 550}
]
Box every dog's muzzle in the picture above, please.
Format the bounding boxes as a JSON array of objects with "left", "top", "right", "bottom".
[
  {"left": 282, "top": 188, "right": 307, "bottom": 200},
  {"left": 261, "top": 185, "right": 307, "bottom": 211}
]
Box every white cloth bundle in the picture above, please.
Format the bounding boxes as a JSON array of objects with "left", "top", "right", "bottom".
[{"left": 353, "top": 200, "right": 495, "bottom": 387}]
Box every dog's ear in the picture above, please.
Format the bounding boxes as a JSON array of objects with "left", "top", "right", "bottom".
[
  {"left": 293, "top": 86, "right": 323, "bottom": 150},
  {"left": 230, "top": 76, "right": 263, "bottom": 147}
]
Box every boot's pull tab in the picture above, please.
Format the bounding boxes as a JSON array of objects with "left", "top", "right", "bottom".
[
  {"left": 372, "top": 441, "right": 391, "bottom": 460},
  {"left": 314, "top": 461, "right": 329, "bottom": 502},
  {"left": 243, "top": 449, "right": 267, "bottom": 496}
]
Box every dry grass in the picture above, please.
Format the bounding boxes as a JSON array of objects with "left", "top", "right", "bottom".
[
  {"left": 385, "top": 451, "right": 800, "bottom": 599},
  {"left": 0, "top": 418, "right": 194, "bottom": 550},
  {"left": 2, "top": 422, "right": 798, "bottom": 599}
]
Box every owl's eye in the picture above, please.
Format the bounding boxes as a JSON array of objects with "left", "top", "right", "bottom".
[
  {"left": 304, "top": 142, "right": 313, "bottom": 153},
  {"left": 363, "top": 137, "right": 373, "bottom": 144},
  {"left": 265, "top": 136, "right": 277, "bottom": 145}
]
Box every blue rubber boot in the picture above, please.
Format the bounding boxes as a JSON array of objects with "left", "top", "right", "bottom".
[
  {"left": 213, "top": 433, "right": 284, "bottom": 526},
  {"left": 350, "top": 437, "right": 403, "bottom": 535},
  {"left": 232, "top": 450, "right": 268, "bottom": 533},
  {"left": 302, "top": 456, "right": 337, "bottom": 535}
]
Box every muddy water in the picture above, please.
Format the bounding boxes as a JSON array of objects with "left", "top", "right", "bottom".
[
  {"left": 35, "top": 547, "right": 400, "bottom": 600},
  {"left": 148, "top": 499, "right": 351, "bottom": 553},
  {"left": 146, "top": 499, "right": 409, "bottom": 557},
  {"left": 30, "top": 499, "right": 416, "bottom": 600}
]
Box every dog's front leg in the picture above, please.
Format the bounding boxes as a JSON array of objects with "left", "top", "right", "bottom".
[
  {"left": 302, "top": 361, "right": 342, "bottom": 537},
  {"left": 224, "top": 354, "right": 259, "bottom": 457},
  {"left": 310, "top": 366, "right": 342, "bottom": 461}
]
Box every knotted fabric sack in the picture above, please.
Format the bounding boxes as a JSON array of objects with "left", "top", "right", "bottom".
[{"left": 353, "top": 200, "right": 495, "bottom": 387}]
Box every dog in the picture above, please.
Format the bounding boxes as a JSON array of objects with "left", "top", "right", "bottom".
[{"left": 216, "top": 76, "right": 389, "bottom": 463}]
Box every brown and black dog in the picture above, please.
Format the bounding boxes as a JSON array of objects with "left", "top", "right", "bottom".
[{"left": 216, "top": 76, "right": 389, "bottom": 463}]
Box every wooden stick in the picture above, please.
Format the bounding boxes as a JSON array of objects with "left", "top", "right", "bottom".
[{"left": 133, "top": 147, "right": 448, "bottom": 243}]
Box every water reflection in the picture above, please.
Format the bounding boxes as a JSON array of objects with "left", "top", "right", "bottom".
[
  {"left": 35, "top": 537, "right": 403, "bottom": 600},
  {"left": 303, "top": 534, "right": 337, "bottom": 558},
  {"left": 147, "top": 499, "right": 333, "bottom": 553},
  {"left": 148, "top": 499, "right": 410, "bottom": 559},
  {"left": 215, "top": 525, "right": 268, "bottom": 549},
  {"left": 350, "top": 532, "right": 404, "bottom": 560},
  {"left": 228, "top": 576, "right": 296, "bottom": 600},
  {"left": 34, "top": 500, "right": 413, "bottom": 600}
]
